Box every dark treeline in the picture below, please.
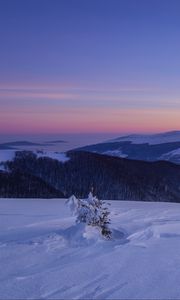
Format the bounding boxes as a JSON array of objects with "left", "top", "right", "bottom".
[
  {"left": 1, "top": 150, "right": 180, "bottom": 202},
  {"left": 0, "top": 169, "right": 64, "bottom": 198}
]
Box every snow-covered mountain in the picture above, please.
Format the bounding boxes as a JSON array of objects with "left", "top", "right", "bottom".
[
  {"left": 108, "top": 130, "right": 180, "bottom": 144},
  {"left": 1, "top": 198, "right": 180, "bottom": 299},
  {"left": 76, "top": 131, "right": 180, "bottom": 164}
]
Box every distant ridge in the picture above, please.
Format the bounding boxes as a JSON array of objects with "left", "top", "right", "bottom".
[
  {"left": 0, "top": 141, "right": 43, "bottom": 147},
  {"left": 0, "top": 141, "right": 54, "bottom": 150},
  {"left": 107, "top": 131, "right": 180, "bottom": 145},
  {"left": 45, "top": 140, "right": 67, "bottom": 144},
  {"left": 75, "top": 131, "right": 180, "bottom": 164}
]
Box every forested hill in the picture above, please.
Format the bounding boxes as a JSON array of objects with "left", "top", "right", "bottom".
[
  {"left": 0, "top": 170, "right": 64, "bottom": 198},
  {"left": 1, "top": 150, "right": 180, "bottom": 202}
]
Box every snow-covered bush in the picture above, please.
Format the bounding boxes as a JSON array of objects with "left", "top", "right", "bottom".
[{"left": 66, "top": 192, "right": 112, "bottom": 239}]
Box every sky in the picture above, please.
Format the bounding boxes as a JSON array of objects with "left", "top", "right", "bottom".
[{"left": 0, "top": 0, "right": 180, "bottom": 139}]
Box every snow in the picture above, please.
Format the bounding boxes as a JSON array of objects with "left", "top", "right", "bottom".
[
  {"left": 171, "top": 148, "right": 180, "bottom": 155},
  {"left": 0, "top": 150, "right": 69, "bottom": 171},
  {"left": 35, "top": 150, "right": 69, "bottom": 162},
  {"left": 1, "top": 199, "right": 180, "bottom": 299},
  {"left": 103, "top": 150, "right": 128, "bottom": 158},
  {"left": 0, "top": 150, "right": 15, "bottom": 163},
  {"left": 0, "top": 150, "right": 15, "bottom": 171},
  {"left": 0, "top": 164, "right": 6, "bottom": 171},
  {"left": 160, "top": 148, "right": 180, "bottom": 163},
  {"left": 108, "top": 130, "right": 180, "bottom": 145}
]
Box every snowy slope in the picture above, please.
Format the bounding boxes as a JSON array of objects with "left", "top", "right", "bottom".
[
  {"left": 77, "top": 131, "right": 180, "bottom": 164},
  {"left": 1, "top": 199, "right": 180, "bottom": 299},
  {"left": 108, "top": 130, "right": 180, "bottom": 145},
  {"left": 160, "top": 148, "right": 180, "bottom": 163}
]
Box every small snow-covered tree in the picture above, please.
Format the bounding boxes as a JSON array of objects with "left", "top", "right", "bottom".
[{"left": 66, "top": 192, "right": 112, "bottom": 239}]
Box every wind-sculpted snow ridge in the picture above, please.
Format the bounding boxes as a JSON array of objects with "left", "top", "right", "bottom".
[{"left": 1, "top": 199, "right": 180, "bottom": 299}]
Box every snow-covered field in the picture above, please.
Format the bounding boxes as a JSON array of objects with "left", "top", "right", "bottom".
[{"left": 1, "top": 199, "right": 180, "bottom": 299}]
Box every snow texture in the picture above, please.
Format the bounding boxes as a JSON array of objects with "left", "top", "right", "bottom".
[{"left": 1, "top": 199, "right": 180, "bottom": 299}]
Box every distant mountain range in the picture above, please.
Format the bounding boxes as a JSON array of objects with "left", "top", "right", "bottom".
[
  {"left": 75, "top": 131, "right": 180, "bottom": 164},
  {"left": 45, "top": 140, "right": 67, "bottom": 144},
  {"left": 1, "top": 150, "right": 180, "bottom": 202},
  {"left": 0, "top": 141, "right": 47, "bottom": 150},
  {"left": 1, "top": 131, "right": 180, "bottom": 201},
  {"left": 0, "top": 140, "right": 67, "bottom": 150}
]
